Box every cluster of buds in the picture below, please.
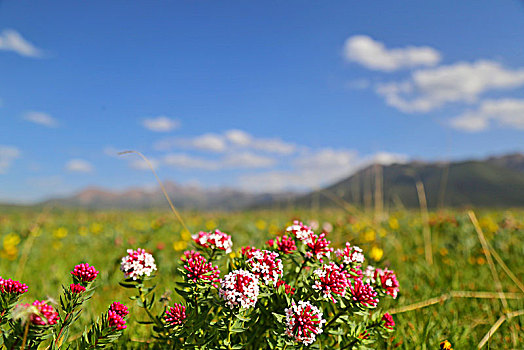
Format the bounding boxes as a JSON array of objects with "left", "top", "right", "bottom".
[
  {"left": 348, "top": 278, "right": 379, "bottom": 308},
  {"left": 120, "top": 248, "right": 157, "bottom": 280},
  {"left": 374, "top": 268, "right": 400, "bottom": 299},
  {"left": 286, "top": 220, "right": 314, "bottom": 242},
  {"left": 70, "top": 284, "right": 86, "bottom": 294},
  {"left": 192, "top": 229, "right": 233, "bottom": 253},
  {"left": 312, "top": 262, "right": 350, "bottom": 303},
  {"left": 305, "top": 232, "right": 333, "bottom": 262},
  {"left": 165, "top": 303, "right": 187, "bottom": 326},
  {"left": 107, "top": 302, "right": 129, "bottom": 330},
  {"left": 71, "top": 263, "right": 99, "bottom": 283},
  {"left": 285, "top": 300, "right": 326, "bottom": 346},
  {"left": 275, "top": 279, "right": 295, "bottom": 295},
  {"left": 266, "top": 235, "right": 297, "bottom": 254},
  {"left": 14, "top": 300, "right": 60, "bottom": 326},
  {"left": 245, "top": 249, "right": 283, "bottom": 286},
  {"left": 0, "top": 277, "right": 28, "bottom": 295},
  {"left": 219, "top": 270, "right": 259, "bottom": 309},
  {"left": 181, "top": 250, "right": 220, "bottom": 287}
]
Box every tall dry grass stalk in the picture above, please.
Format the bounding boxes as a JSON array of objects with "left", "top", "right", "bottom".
[{"left": 415, "top": 180, "right": 433, "bottom": 265}]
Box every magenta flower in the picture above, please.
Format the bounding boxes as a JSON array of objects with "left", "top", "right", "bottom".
[
  {"left": 305, "top": 232, "right": 333, "bottom": 262},
  {"left": 275, "top": 279, "right": 295, "bottom": 295},
  {"left": 192, "top": 229, "right": 233, "bottom": 253},
  {"left": 70, "top": 284, "right": 86, "bottom": 294},
  {"left": 219, "top": 270, "right": 259, "bottom": 309},
  {"left": 120, "top": 248, "right": 157, "bottom": 280},
  {"left": 16, "top": 300, "right": 59, "bottom": 326},
  {"left": 71, "top": 263, "right": 99, "bottom": 283},
  {"left": 374, "top": 268, "right": 400, "bottom": 299},
  {"left": 181, "top": 250, "right": 220, "bottom": 286},
  {"left": 348, "top": 278, "right": 379, "bottom": 308},
  {"left": 267, "top": 235, "right": 297, "bottom": 254},
  {"left": 246, "top": 250, "right": 283, "bottom": 286},
  {"left": 285, "top": 300, "right": 325, "bottom": 346},
  {"left": 312, "top": 262, "right": 350, "bottom": 303},
  {"left": 109, "top": 302, "right": 129, "bottom": 318},
  {"left": 165, "top": 303, "right": 187, "bottom": 326},
  {"left": 107, "top": 310, "right": 126, "bottom": 330},
  {"left": 0, "top": 277, "right": 28, "bottom": 294},
  {"left": 382, "top": 312, "right": 395, "bottom": 329}
]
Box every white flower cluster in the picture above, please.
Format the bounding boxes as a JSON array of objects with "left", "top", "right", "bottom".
[
  {"left": 285, "top": 300, "right": 326, "bottom": 346},
  {"left": 193, "top": 230, "right": 233, "bottom": 253},
  {"left": 247, "top": 250, "right": 283, "bottom": 286},
  {"left": 336, "top": 243, "right": 365, "bottom": 265},
  {"left": 120, "top": 248, "right": 157, "bottom": 280},
  {"left": 363, "top": 265, "right": 376, "bottom": 284},
  {"left": 219, "top": 270, "right": 259, "bottom": 309},
  {"left": 286, "top": 221, "right": 313, "bottom": 242}
]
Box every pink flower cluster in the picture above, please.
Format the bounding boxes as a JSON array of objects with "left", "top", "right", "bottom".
[
  {"left": 382, "top": 312, "right": 395, "bottom": 329},
  {"left": 335, "top": 243, "right": 365, "bottom": 266},
  {"left": 219, "top": 270, "right": 259, "bottom": 309},
  {"left": 285, "top": 300, "right": 325, "bottom": 346},
  {"left": 17, "top": 300, "right": 60, "bottom": 326},
  {"left": 70, "top": 284, "right": 86, "bottom": 294},
  {"left": 192, "top": 229, "right": 233, "bottom": 253},
  {"left": 286, "top": 221, "right": 314, "bottom": 242},
  {"left": 107, "top": 302, "right": 128, "bottom": 331},
  {"left": 120, "top": 248, "right": 157, "bottom": 280},
  {"left": 0, "top": 277, "right": 28, "bottom": 294},
  {"left": 348, "top": 278, "right": 379, "bottom": 308},
  {"left": 181, "top": 250, "right": 220, "bottom": 287},
  {"left": 165, "top": 303, "right": 187, "bottom": 326},
  {"left": 71, "top": 263, "right": 99, "bottom": 283},
  {"left": 374, "top": 268, "right": 399, "bottom": 299},
  {"left": 266, "top": 235, "right": 297, "bottom": 254},
  {"left": 312, "top": 262, "right": 350, "bottom": 303},
  {"left": 305, "top": 233, "right": 333, "bottom": 262},
  {"left": 246, "top": 249, "right": 283, "bottom": 286}
]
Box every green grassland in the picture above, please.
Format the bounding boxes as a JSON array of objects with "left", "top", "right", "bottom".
[{"left": 1, "top": 207, "right": 523, "bottom": 348}]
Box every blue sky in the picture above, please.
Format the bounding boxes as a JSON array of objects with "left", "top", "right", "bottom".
[{"left": 2, "top": 0, "right": 524, "bottom": 202}]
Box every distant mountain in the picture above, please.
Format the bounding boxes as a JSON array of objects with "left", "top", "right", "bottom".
[
  {"left": 288, "top": 153, "right": 524, "bottom": 209},
  {"left": 42, "top": 181, "right": 295, "bottom": 210}
]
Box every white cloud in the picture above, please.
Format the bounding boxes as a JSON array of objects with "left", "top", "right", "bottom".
[
  {"left": 0, "top": 146, "right": 21, "bottom": 174},
  {"left": 368, "top": 152, "right": 409, "bottom": 165},
  {"left": 142, "top": 116, "right": 180, "bottom": 132},
  {"left": 23, "top": 111, "right": 58, "bottom": 127},
  {"left": 450, "top": 99, "right": 524, "bottom": 132},
  {"left": 343, "top": 35, "right": 441, "bottom": 72},
  {"left": 155, "top": 130, "right": 296, "bottom": 155},
  {"left": 377, "top": 60, "right": 524, "bottom": 113},
  {"left": 223, "top": 152, "right": 276, "bottom": 168},
  {"left": 164, "top": 153, "right": 218, "bottom": 170},
  {"left": 65, "top": 159, "right": 94, "bottom": 173},
  {"left": 0, "top": 29, "right": 43, "bottom": 58},
  {"left": 130, "top": 158, "right": 160, "bottom": 171}
]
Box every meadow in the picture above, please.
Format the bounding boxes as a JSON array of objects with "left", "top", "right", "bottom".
[{"left": 1, "top": 205, "right": 523, "bottom": 349}]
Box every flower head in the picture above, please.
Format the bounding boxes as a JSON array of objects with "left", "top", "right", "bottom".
[
  {"left": 305, "top": 233, "right": 333, "bottom": 262},
  {"left": 181, "top": 250, "right": 220, "bottom": 286},
  {"left": 165, "top": 303, "right": 187, "bottom": 326},
  {"left": 266, "top": 235, "right": 297, "bottom": 254},
  {"left": 107, "top": 310, "right": 126, "bottom": 330},
  {"left": 0, "top": 277, "right": 28, "bottom": 294},
  {"left": 219, "top": 270, "right": 259, "bottom": 309},
  {"left": 336, "top": 242, "right": 365, "bottom": 266},
  {"left": 374, "top": 268, "right": 399, "bottom": 299},
  {"left": 192, "top": 229, "right": 233, "bottom": 253},
  {"left": 15, "top": 300, "right": 59, "bottom": 326},
  {"left": 120, "top": 248, "right": 157, "bottom": 280},
  {"left": 246, "top": 250, "right": 283, "bottom": 286},
  {"left": 285, "top": 300, "right": 325, "bottom": 346},
  {"left": 312, "top": 262, "right": 350, "bottom": 303},
  {"left": 286, "top": 221, "right": 314, "bottom": 242},
  {"left": 109, "top": 302, "right": 129, "bottom": 318},
  {"left": 71, "top": 263, "right": 99, "bottom": 283},
  {"left": 275, "top": 279, "right": 295, "bottom": 295},
  {"left": 348, "top": 278, "right": 379, "bottom": 308},
  {"left": 381, "top": 312, "right": 395, "bottom": 330},
  {"left": 70, "top": 284, "right": 86, "bottom": 294},
  {"left": 440, "top": 340, "right": 454, "bottom": 350}
]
